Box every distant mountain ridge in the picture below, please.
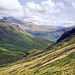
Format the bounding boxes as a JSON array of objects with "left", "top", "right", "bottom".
[
  {"left": 3, "top": 17, "right": 75, "bottom": 41},
  {"left": 3, "top": 17, "right": 24, "bottom": 24},
  {"left": 46, "top": 27, "right": 75, "bottom": 51},
  {"left": 0, "top": 19, "right": 9, "bottom": 23}
]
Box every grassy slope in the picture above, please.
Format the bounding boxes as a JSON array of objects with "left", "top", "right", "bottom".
[
  {"left": 3, "top": 17, "right": 73, "bottom": 41},
  {"left": 0, "top": 22, "right": 54, "bottom": 65},
  {"left": 26, "top": 30, "right": 63, "bottom": 41},
  {"left": 0, "top": 28, "right": 75, "bottom": 75},
  {"left": 0, "top": 47, "right": 25, "bottom": 65},
  {"left": 0, "top": 42, "right": 74, "bottom": 75},
  {"left": 25, "top": 27, "right": 73, "bottom": 41}
]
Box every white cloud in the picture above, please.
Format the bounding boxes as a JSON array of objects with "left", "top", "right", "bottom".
[
  {"left": 66, "top": 0, "right": 75, "bottom": 9},
  {"left": 0, "top": 0, "right": 75, "bottom": 27},
  {"left": 58, "top": 20, "right": 75, "bottom": 27},
  {"left": 0, "top": 0, "right": 24, "bottom": 18},
  {"left": 25, "top": 0, "right": 60, "bottom": 14},
  {"left": 56, "top": 2, "right": 65, "bottom": 9},
  {"left": 23, "top": 0, "right": 61, "bottom": 25},
  {"left": 0, "top": 0, "right": 22, "bottom": 10},
  {"left": 23, "top": 0, "right": 75, "bottom": 27}
]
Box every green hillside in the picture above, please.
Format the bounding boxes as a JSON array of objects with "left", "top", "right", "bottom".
[
  {"left": 0, "top": 27, "right": 75, "bottom": 75},
  {"left": 46, "top": 27, "right": 75, "bottom": 51},
  {"left": 0, "top": 19, "right": 54, "bottom": 65},
  {"left": 3, "top": 17, "right": 74, "bottom": 41}
]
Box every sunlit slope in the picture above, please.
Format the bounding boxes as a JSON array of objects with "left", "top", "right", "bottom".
[
  {"left": 0, "top": 20, "right": 54, "bottom": 64},
  {"left": 0, "top": 47, "right": 25, "bottom": 65},
  {"left": 0, "top": 43, "right": 74, "bottom": 75},
  {"left": 46, "top": 27, "right": 75, "bottom": 51},
  {"left": 0, "top": 28, "right": 75, "bottom": 75},
  {"left": 3, "top": 17, "right": 74, "bottom": 41}
]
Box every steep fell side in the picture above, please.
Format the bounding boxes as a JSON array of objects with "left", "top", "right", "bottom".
[{"left": 0, "top": 20, "right": 54, "bottom": 65}]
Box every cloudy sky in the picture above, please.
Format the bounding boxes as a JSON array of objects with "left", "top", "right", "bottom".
[{"left": 0, "top": 0, "right": 75, "bottom": 27}]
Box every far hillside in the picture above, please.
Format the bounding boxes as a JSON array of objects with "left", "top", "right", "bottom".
[
  {"left": 3, "top": 17, "right": 74, "bottom": 41},
  {"left": 0, "top": 19, "right": 54, "bottom": 65}
]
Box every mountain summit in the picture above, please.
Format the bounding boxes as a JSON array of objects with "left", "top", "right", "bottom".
[{"left": 3, "top": 17, "right": 24, "bottom": 24}]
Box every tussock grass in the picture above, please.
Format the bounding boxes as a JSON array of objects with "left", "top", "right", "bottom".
[
  {"left": 0, "top": 43, "right": 75, "bottom": 75},
  {"left": 0, "top": 23, "right": 75, "bottom": 75}
]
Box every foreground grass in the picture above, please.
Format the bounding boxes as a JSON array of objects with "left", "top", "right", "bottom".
[{"left": 0, "top": 43, "right": 75, "bottom": 75}]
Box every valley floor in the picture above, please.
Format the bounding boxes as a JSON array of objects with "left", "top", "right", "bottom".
[{"left": 0, "top": 43, "right": 75, "bottom": 75}]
